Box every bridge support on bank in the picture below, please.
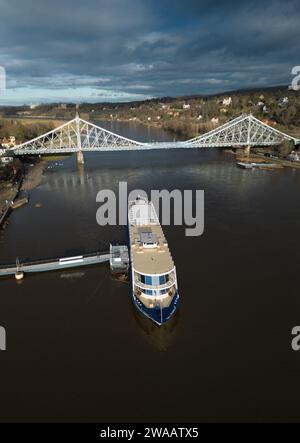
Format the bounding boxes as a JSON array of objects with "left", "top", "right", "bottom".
[{"left": 77, "top": 150, "right": 85, "bottom": 164}]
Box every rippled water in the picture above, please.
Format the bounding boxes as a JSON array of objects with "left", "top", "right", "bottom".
[{"left": 1, "top": 121, "right": 300, "bottom": 422}]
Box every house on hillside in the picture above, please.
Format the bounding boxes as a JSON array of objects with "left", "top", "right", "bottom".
[
  {"left": 0, "top": 148, "right": 13, "bottom": 164},
  {"left": 222, "top": 97, "right": 232, "bottom": 106},
  {"left": 279, "top": 97, "right": 289, "bottom": 107},
  {"left": 262, "top": 119, "right": 277, "bottom": 127},
  {"left": 287, "top": 151, "right": 300, "bottom": 162},
  {"left": 0, "top": 136, "right": 16, "bottom": 148}
]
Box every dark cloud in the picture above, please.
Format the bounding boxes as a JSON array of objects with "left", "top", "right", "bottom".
[{"left": 0, "top": 0, "right": 299, "bottom": 103}]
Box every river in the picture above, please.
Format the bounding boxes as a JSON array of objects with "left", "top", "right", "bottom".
[{"left": 1, "top": 120, "right": 300, "bottom": 422}]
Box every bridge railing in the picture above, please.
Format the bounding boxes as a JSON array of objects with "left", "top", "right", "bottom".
[{"left": 11, "top": 113, "right": 300, "bottom": 153}]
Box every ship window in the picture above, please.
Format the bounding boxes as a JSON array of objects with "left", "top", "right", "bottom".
[
  {"left": 151, "top": 276, "right": 158, "bottom": 286},
  {"left": 145, "top": 289, "right": 153, "bottom": 295},
  {"left": 138, "top": 274, "right": 146, "bottom": 284},
  {"left": 138, "top": 274, "right": 171, "bottom": 286},
  {"left": 159, "top": 274, "right": 170, "bottom": 284}
]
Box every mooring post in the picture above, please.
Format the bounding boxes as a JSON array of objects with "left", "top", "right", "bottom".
[{"left": 75, "top": 113, "right": 84, "bottom": 164}]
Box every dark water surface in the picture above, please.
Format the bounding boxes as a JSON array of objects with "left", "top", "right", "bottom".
[{"left": 1, "top": 121, "right": 300, "bottom": 422}]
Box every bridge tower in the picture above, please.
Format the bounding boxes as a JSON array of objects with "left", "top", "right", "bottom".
[
  {"left": 75, "top": 113, "right": 84, "bottom": 164},
  {"left": 245, "top": 114, "right": 252, "bottom": 156}
]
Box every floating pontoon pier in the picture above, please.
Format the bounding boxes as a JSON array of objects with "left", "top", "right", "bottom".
[
  {"left": 0, "top": 246, "right": 128, "bottom": 278},
  {"left": 109, "top": 243, "right": 129, "bottom": 274},
  {"left": 237, "top": 161, "right": 279, "bottom": 169}
]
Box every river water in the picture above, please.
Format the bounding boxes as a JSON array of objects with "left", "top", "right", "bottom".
[{"left": 1, "top": 120, "right": 300, "bottom": 422}]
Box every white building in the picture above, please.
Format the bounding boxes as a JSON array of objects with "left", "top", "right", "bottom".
[
  {"left": 279, "top": 97, "right": 289, "bottom": 106},
  {"left": 222, "top": 97, "right": 232, "bottom": 106},
  {"left": 0, "top": 149, "right": 12, "bottom": 164},
  {"left": 0, "top": 136, "right": 15, "bottom": 148},
  {"left": 287, "top": 151, "right": 300, "bottom": 162},
  {"left": 0, "top": 156, "right": 12, "bottom": 164}
]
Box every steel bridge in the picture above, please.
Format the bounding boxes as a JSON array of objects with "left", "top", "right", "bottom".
[{"left": 11, "top": 113, "right": 299, "bottom": 155}]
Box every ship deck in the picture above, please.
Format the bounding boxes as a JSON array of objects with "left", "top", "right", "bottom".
[{"left": 130, "top": 223, "right": 174, "bottom": 275}]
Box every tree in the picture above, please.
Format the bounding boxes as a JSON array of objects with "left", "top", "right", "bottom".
[{"left": 275, "top": 139, "right": 294, "bottom": 157}]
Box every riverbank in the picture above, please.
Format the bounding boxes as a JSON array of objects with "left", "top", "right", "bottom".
[
  {"left": 0, "top": 170, "right": 23, "bottom": 228},
  {"left": 236, "top": 152, "right": 300, "bottom": 169},
  {"left": 0, "top": 184, "right": 18, "bottom": 211},
  {"left": 0, "top": 184, "right": 19, "bottom": 226},
  {"left": 0, "top": 159, "right": 47, "bottom": 229},
  {"left": 21, "top": 160, "right": 48, "bottom": 191},
  {"left": 0, "top": 159, "right": 23, "bottom": 220}
]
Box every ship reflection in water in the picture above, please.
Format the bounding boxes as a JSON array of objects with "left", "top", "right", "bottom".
[{"left": 132, "top": 302, "right": 179, "bottom": 351}]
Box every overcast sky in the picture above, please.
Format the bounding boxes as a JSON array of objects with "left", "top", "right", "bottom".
[{"left": 0, "top": 0, "right": 299, "bottom": 104}]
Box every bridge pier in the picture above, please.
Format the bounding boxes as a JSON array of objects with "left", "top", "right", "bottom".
[
  {"left": 244, "top": 145, "right": 251, "bottom": 156},
  {"left": 77, "top": 150, "right": 85, "bottom": 165}
]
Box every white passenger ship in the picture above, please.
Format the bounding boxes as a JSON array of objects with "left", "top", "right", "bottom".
[{"left": 128, "top": 196, "right": 180, "bottom": 325}]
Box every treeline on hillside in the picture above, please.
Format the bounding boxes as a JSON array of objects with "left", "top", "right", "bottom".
[{"left": 0, "top": 119, "right": 55, "bottom": 143}]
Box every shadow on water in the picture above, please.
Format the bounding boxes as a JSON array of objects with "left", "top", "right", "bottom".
[{"left": 132, "top": 303, "right": 180, "bottom": 352}]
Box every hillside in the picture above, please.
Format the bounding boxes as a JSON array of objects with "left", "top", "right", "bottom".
[{"left": 0, "top": 85, "right": 299, "bottom": 141}]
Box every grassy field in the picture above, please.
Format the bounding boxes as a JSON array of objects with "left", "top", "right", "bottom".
[{"left": 2, "top": 117, "right": 65, "bottom": 127}]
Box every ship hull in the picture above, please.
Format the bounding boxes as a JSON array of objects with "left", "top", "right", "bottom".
[{"left": 131, "top": 290, "right": 180, "bottom": 326}]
